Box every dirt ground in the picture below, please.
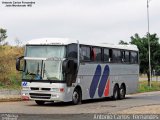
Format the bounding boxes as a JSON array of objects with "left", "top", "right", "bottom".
[{"left": 116, "top": 105, "right": 160, "bottom": 114}]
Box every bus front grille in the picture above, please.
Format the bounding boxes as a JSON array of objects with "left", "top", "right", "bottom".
[
  {"left": 41, "top": 88, "right": 51, "bottom": 91},
  {"left": 29, "top": 93, "right": 51, "bottom": 99},
  {"left": 30, "top": 87, "right": 51, "bottom": 91},
  {"left": 31, "top": 87, "right": 39, "bottom": 90}
]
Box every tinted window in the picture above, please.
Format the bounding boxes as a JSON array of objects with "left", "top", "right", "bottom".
[
  {"left": 124, "top": 51, "right": 130, "bottom": 63},
  {"left": 67, "top": 44, "right": 77, "bottom": 58},
  {"left": 80, "top": 46, "right": 91, "bottom": 61},
  {"left": 112, "top": 49, "right": 121, "bottom": 62},
  {"left": 121, "top": 51, "right": 130, "bottom": 63},
  {"left": 130, "top": 51, "right": 138, "bottom": 64},
  {"left": 104, "top": 48, "right": 109, "bottom": 62},
  {"left": 92, "top": 47, "right": 102, "bottom": 61}
]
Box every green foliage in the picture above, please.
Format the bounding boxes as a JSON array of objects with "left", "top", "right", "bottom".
[
  {"left": 0, "top": 28, "right": 7, "bottom": 44},
  {"left": 130, "top": 33, "right": 160, "bottom": 77},
  {"left": 138, "top": 81, "right": 160, "bottom": 93}
]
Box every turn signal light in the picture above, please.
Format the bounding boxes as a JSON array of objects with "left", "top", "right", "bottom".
[{"left": 60, "top": 88, "right": 64, "bottom": 92}]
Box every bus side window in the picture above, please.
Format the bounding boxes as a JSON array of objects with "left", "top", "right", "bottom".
[
  {"left": 104, "top": 48, "right": 109, "bottom": 62},
  {"left": 121, "top": 51, "right": 125, "bottom": 62},
  {"left": 112, "top": 49, "right": 121, "bottom": 63},
  {"left": 124, "top": 51, "right": 130, "bottom": 63},
  {"left": 92, "top": 47, "right": 102, "bottom": 62},
  {"left": 121, "top": 51, "right": 129, "bottom": 63},
  {"left": 130, "top": 51, "right": 138, "bottom": 64},
  {"left": 80, "top": 46, "right": 91, "bottom": 61},
  {"left": 67, "top": 44, "right": 77, "bottom": 59}
]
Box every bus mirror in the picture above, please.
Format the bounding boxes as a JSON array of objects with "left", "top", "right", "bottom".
[
  {"left": 16, "top": 56, "right": 24, "bottom": 71},
  {"left": 62, "top": 60, "right": 68, "bottom": 73},
  {"left": 62, "top": 60, "right": 74, "bottom": 74},
  {"left": 62, "top": 60, "right": 77, "bottom": 86}
]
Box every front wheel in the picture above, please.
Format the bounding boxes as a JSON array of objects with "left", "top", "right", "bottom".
[
  {"left": 72, "top": 89, "right": 81, "bottom": 105},
  {"left": 35, "top": 100, "right": 45, "bottom": 105}
]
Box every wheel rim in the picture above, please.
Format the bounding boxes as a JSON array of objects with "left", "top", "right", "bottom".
[
  {"left": 120, "top": 87, "right": 125, "bottom": 98},
  {"left": 73, "top": 91, "right": 79, "bottom": 104},
  {"left": 114, "top": 89, "right": 118, "bottom": 99}
]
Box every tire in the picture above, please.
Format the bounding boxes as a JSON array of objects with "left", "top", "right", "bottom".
[
  {"left": 112, "top": 85, "right": 119, "bottom": 100},
  {"left": 35, "top": 100, "right": 45, "bottom": 105},
  {"left": 72, "top": 89, "right": 81, "bottom": 105},
  {"left": 119, "top": 85, "right": 126, "bottom": 100}
]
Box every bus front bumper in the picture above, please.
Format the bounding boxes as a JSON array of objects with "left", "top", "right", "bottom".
[{"left": 21, "top": 90, "right": 66, "bottom": 102}]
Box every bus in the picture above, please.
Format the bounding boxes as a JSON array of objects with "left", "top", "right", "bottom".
[{"left": 16, "top": 38, "right": 139, "bottom": 105}]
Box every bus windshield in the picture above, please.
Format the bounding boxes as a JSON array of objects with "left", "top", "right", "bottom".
[
  {"left": 25, "top": 45, "right": 66, "bottom": 58},
  {"left": 22, "top": 45, "right": 66, "bottom": 81}
]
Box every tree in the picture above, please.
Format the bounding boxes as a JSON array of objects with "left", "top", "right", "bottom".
[
  {"left": 118, "top": 40, "right": 128, "bottom": 45},
  {"left": 130, "top": 33, "right": 160, "bottom": 86},
  {"left": 0, "top": 28, "right": 7, "bottom": 45}
]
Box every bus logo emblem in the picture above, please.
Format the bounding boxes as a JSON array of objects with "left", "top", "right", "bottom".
[
  {"left": 89, "top": 65, "right": 110, "bottom": 98},
  {"left": 22, "top": 82, "right": 27, "bottom": 86}
]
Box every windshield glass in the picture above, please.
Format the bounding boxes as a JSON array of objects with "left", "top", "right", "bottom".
[
  {"left": 23, "top": 60, "right": 63, "bottom": 80},
  {"left": 22, "top": 45, "right": 65, "bottom": 81},
  {"left": 25, "top": 45, "right": 66, "bottom": 58}
]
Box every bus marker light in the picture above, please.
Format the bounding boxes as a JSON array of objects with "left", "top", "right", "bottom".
[{"left": 60, "top": 88, "right": 64, "bottom": 92}]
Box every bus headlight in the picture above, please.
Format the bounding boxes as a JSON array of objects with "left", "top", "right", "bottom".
[
  {"left": 51, "top": 88, "right": 64, "bottom": 92},
  {"left": 51, "top": 88, "right": 59, "bottom": 92},
  {"left": 22, "top": 87, "right": 30, "bottom": 91}
]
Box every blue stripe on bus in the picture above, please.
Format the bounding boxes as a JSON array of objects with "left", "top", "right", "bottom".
[
  {"left": 98, "top": 65, "right": 110, "bottom": 97},
  {"left": 89, "top": 65, "right": 102, "bottom": 98}
]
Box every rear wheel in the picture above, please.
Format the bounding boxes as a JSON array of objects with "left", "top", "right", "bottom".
[
  {"left": 72, "top": 89, "right": 81, "bottom": 105},
  {"left": 35, "top": 100, "right": 45, "bottom": 105},
  {"left": 112, "top": 85, "right": 119, "bottom": 100},
  {"left": 119, "top": 85, "right": 126, "bottom": 99}
]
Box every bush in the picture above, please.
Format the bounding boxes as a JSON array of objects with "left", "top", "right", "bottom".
[{"left": 0, "top": 45, "right": 23, "bottom": 89}]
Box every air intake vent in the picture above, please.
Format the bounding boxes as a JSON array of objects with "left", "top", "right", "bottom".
[{"left": 30, "top": 93, "right": 51, "bottom": 99}]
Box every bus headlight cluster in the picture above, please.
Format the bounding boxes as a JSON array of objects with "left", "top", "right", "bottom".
[
  {"left": 22, "top": 87, "right": 30, "bottom": 91},
  {"left": 51, "top": 88, "right": 59, "bottom": 92},
  {"left": 51, "top": 88, "right": 64, "bottom": 92}
]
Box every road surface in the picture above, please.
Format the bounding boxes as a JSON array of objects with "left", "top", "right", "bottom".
[{"left": 0, "top": 91, "right": 160, "bottom": 120}]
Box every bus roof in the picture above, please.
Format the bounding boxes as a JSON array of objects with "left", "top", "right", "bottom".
[{"left": 27, "top": 38, "right": 138, "bottom": 51}]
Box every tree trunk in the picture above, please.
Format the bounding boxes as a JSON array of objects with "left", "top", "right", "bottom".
[{"left": 147, "top": 72, "right": 150, "bottom": 86}]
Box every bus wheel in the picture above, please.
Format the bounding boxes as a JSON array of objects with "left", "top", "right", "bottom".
[
  {"left": 35, "top": 100, "right": 45, "bottom": 105},
  {"left": 112, "top": 85, "right": 119, "bottom": 100},
  {"left": 72, "top": 89, "right": 81, "bottom": 105},
  {"left": 119, "top": 84, "right": 126, "bottom": 100}
]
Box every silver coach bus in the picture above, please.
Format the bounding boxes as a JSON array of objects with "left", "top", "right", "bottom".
[{"left": 16, "top": 38, "right": 139, "bottom": 105}]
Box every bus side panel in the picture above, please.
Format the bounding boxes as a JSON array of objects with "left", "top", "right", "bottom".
[
  {"left": 109, "top": 64, "right": 139, "bottom": 95},
  {"left": 77, "top": 63, "right": 112, "bottom": 100},
  {"left": 76, "top": 63, "right": 139, "bottom": 100}
]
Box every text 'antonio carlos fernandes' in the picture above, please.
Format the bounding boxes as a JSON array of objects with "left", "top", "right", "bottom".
[{"left": 93, "top": 114, "right": 159, "bottom": 120}]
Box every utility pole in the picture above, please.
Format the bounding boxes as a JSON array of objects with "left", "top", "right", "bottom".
[{"left": 147, "top": 0, "right": 152, "bottom": 87}]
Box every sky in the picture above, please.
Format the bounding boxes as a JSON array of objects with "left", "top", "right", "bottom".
[{"left": 0, "top": 0, "right": 160, "bottom": 45}]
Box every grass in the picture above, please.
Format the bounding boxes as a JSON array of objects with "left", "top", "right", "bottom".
[
  {"left": 0, "top": 45, "right": 23, "bottom": 90},
  {"left": 138, "top": 81, "right": 160, "bottom": 93}
]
